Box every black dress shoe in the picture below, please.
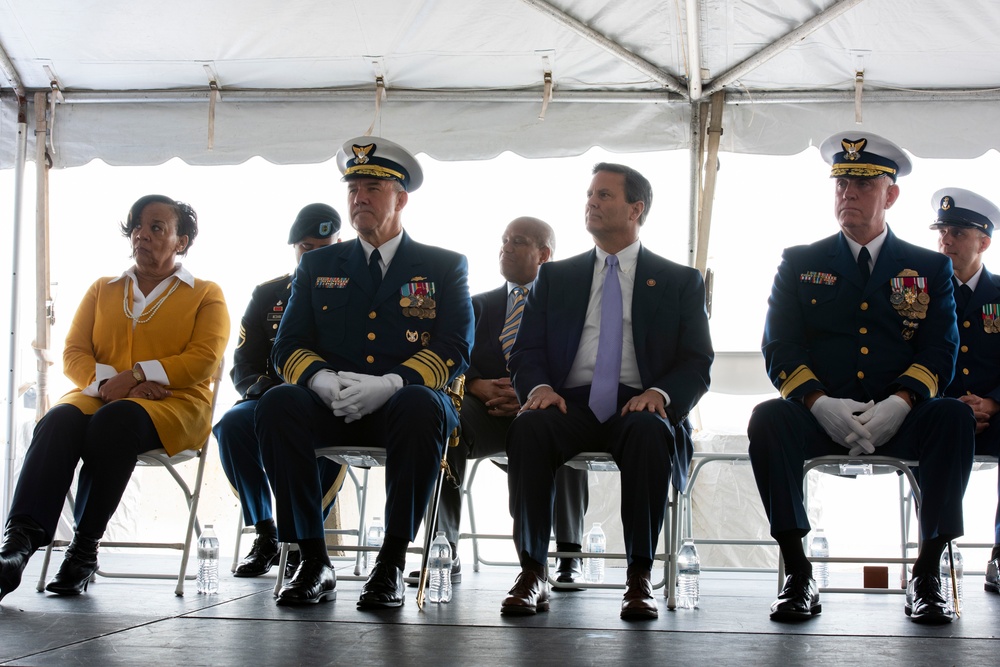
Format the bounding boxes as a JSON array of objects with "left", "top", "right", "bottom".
[
  {"left": 986, "top": 558, "right": 1000, "bottom": 594},
  {"left": 407, "top": 553, "right": 462, "bottom": 587},
  {"left": 0, "top": 517, "right": 48, "bottom": 603},
  {"left": 621, "top": 571, "right": 658, "bottom": 620},
  {"left": 46, "top": 535, "right": 100, "bottom": 596},
  {"left": 905, "top": 573, "right": 954, "bottom": 624},
  {"left": 275, "top": 559, "right": 337, "bottom": 606},
  {"left": 358, "top": 561, "right": 405, "bottom": 609},
  {"left": 769, "top": 573, "right": 821, "bottom": 621},
  {"left": 500, "top": 570, "right": 550, "bottom": 615},
  {"left": 553, "top": 557, "right": 584, "bottom": 591},
  {"left": 233, "top": 535, "right": 279, "bottom": 578}
]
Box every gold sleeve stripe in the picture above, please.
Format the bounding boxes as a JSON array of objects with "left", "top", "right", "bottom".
[
  {"left": 281, "top": 348, "right": 325, "bottom": 385},
  {"left": 901, "top": 364, "right": 938, "bottom": 396},
  {"left": 401, "top": 349, "right": 450, "bottom": 389},
  {"left": 779, "top": 365, "right": 818, "bottom": 399},
  {"left": 235, "top": 323, "right": 247, "bottom": 349},
  {"left": 320, "top": 465, "right": 348, "bottom": 511}
]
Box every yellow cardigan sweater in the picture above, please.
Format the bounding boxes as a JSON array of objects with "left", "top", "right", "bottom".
[{"left": 59, "top": 274, "right": 230, "bottom": 455}]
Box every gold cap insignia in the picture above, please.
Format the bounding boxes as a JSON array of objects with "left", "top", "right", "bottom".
[
  {"left": 841, "top": 138, "right": 867, "bottom": 162},
  {"left": 352, "top": 143, "right": 374, "bottom": 165}
]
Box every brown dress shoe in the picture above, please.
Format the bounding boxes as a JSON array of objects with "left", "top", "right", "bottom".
[
  {"left": 621, "top": 572, "right": 658, "bottom": 620},
  {"left": 500, "top": 570, "right": 550, "bottom": 615}
]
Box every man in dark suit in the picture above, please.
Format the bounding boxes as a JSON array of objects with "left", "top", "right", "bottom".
[
  {"left": 501, "top": 163, "right": 714, "bottom": 620},
  {"left": 255, "top": 136, "right": 474, "bottom": 608},
  {"left": 748, "top": 132, "right": 975, "bottom": 625},
  {"left": 931, "top": 188, "right": 1000, "bottom": 593},
  {"left": 431, "top": 217, "right": 590, "bottom": 587},
  {"left": 213, "top": 204, "right": 346, "bottom": 578}
]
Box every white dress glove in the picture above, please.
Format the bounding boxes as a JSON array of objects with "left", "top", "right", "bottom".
[
  {"left": 307, "top": 370, "right": 347, "bottom": 409},
  {"left": 852, "top": 394, "right": 911, "bottom": 451},
  {"left": 330, "top": 372, "right": 404, "bottom": 423},
  {"left": 810, "top": 396, "right": 874, "bottom": 449}
]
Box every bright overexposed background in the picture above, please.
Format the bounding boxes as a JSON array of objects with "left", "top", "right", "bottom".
[{"left": 2, "top": 145, "right": 999, "bottom": 582}]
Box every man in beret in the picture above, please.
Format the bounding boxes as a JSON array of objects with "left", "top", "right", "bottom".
[
  {"left": 931, "top": 188, "right": 1000, "bottom": 593},
  {"left": 257, "top": 137, "right": 473, "bottom": 608},
  {"left": 213, "top": 203, "right": 345, "bottom": 578},
  {"left": 748, "top": 132, "right": 974, "bottom": 624}
]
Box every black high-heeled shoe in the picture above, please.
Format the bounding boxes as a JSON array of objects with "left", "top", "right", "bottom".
[
  {"left": 45, "top": 534, "right": 99, "bottom": 596},
  {"left": 0, "top": 517, "right": 48, "bottom": 602}
]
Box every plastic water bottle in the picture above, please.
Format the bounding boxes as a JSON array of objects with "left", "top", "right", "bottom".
[
  {"left": 196, "top": 524, "right": 220, "bottom": 595},
  {"left": 428, "top": 531, "right": 453, "bottom": 603},
  {"left": 939, "top": 542, "right": 964, "bottom": 609},
  {"left": 676, "top": 540, "right": 701, "bottom": 609},
  {"left": 585, "top": 522, "right": 606, "bottom": 583},
  {"left": 808, "top": 529, "right": 830, "bottom": 588},
  {"left": 365, "top": 516, "right": 384, "bottom": 573}
]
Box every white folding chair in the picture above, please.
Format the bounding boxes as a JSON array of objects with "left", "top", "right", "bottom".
[
  {"left": 272, "top": 375, "right": 465, "bottom": 605},
  {"left": 549, "top": 452, "right": 681, "bottom": 608},
  {"left": 681, "top": 351, "right": 778, "bottom": 572},
  {"left": 956, "top": 454, "right": 999, "bottom": 568},
  {"left": 36, "top": 361, "right": 225, "bottom": 596},
  {"left": 777, "top": 454, "right": 922, "bottom": 595},
  {"left": 230, "top": 465, "right": 366, "bottom": 574},
  {"left": 462, "top": 452, "right": 680, "bottom": 606}
]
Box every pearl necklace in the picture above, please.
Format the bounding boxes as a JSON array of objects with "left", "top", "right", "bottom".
[{"left": 122, "top": 277, "right": 180, "bottom": 324}]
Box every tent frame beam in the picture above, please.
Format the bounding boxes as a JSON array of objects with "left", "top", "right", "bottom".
[
  {"left": 519, "top": 0, "right": 688, "bottom": 95},
  {"left": 32, "top": 86, "right": 1000, "bottom": 106}
]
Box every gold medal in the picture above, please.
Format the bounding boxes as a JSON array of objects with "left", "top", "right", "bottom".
[
  {"left": 400, "top": 297, "right": 412, "bottom": 307},
  {"left": 917, "top": 292, "right": 930, "bottom": 305}
]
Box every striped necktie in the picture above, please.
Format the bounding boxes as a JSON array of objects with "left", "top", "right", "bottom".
[{"left": 499, "top": 286, "right": 527, "bottom": 361}]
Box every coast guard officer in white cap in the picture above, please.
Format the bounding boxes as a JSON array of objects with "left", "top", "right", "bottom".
[
  {"left": 255, "top": 136, "right": 473, "bottom": 609},
  {"left": 749, "top": 132, "right": 974, "bottom": 625},
  {"left": 932, "top": 187, "right": 1000, "bottom": 593}
]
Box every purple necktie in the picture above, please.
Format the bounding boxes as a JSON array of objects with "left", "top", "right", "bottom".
[{"left": 589, "top": 255, "right": 622, "bottom": 422}]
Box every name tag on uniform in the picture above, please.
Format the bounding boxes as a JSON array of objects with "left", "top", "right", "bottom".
[{"left": 315, "top": 277, "right": 349, "bottom": 288}]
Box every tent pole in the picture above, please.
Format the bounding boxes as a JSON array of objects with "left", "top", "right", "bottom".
[
  {"left": 687, "top": 101, "right": 702, "bottom": 268},
  {"left": 694, "top": 91, "right": 725, "bottom": 275},
  {"left": 2, "top": 95, "right": 28, "bottom": 523},
  {"left": 34, "top": 93, "right": 52, "bottom": 422}
]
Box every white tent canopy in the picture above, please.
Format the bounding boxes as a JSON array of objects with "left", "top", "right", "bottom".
[
  {"left": 3, "top": 0, "right": 1000, "bottom": 532},
  {"left": 3, "top": 0, "right": 1000, "bottom": 167}
]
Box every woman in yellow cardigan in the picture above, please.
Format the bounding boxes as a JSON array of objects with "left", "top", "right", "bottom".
[{"left": 0, "top": 194, "right": 229, "bottom": 601}]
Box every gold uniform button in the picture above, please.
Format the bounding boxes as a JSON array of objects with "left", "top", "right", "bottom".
[
  {"left": 322, "top": 305, "right": 328, "bottom": 311},
  {"left": 860, "top": 347, "right": 869, "bottom": 355},
  {"left": 857, "top": 371, "right": 864, "bottom": 379},
  {"left": 272, "top": 324, "right": 278, "bottom": 330},
  {"left": 367, "top": 333, "right": 376, "bottom": 341},
  {"left": 961, "top": 345, "right": 969, "bottom": 353},
  {"left": 963, "top": 368, "right": 970, "bottom": 375},
  {"left": 859, "top": 327, "right": 868, "bottom": 334},
  {"left": 811, "top": 298, "right": 817, "bottom": 305},
  {"left": 369, "top": 311, "right": 377, "bottom": 319},
  {"left": 963, "top": 320, "right": 971, "bottom": 328},
  {"left": 860, "top": 302, "right": 869, "bottom": 311},
  {"left": 366, "top": 355, "right": 375, "bottom": 364}
]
